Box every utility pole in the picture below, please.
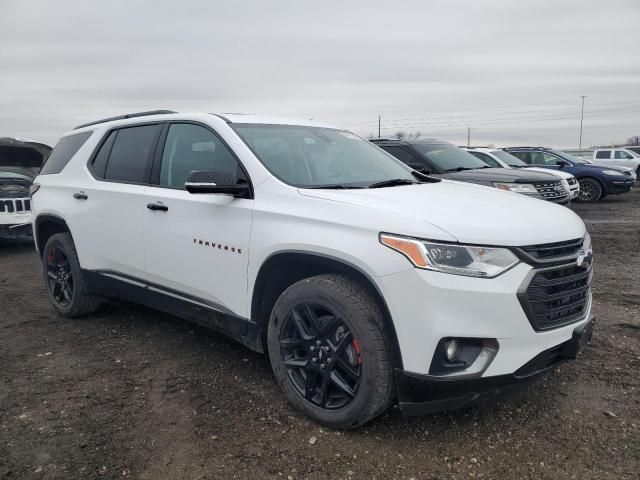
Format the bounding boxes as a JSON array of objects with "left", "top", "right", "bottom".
[
  {"left": 378, "top": 115, "right": 381, "bottom": 139},
  {"left": 578, "top": 95, "right": 586, "bottom": 152},
  {"left": 467, "top": 127, "right": 471, "bottom": 147}
]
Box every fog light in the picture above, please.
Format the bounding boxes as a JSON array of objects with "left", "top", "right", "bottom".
[
  {"left": 430, "top": 337, "right": 499, "bottom": 378},
  {"left": 445, "top": 339, "right": 459, "bottom": 362}
]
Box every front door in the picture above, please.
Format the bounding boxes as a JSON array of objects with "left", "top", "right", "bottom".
[{"left": 143, "top": 122, "right": 254, "bottom": 319}]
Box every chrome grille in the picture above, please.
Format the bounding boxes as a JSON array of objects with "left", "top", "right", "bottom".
[{"left": 533, "top": 181, "right": 569, "bottom": 200}]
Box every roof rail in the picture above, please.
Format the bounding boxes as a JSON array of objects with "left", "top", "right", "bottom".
[{"left": 74, "top": 110, "right": 177, "bottom": 130}]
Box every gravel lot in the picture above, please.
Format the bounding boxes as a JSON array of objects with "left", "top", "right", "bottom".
[{"left": 1, "top": 189, "right": 639, "bottom": 480}]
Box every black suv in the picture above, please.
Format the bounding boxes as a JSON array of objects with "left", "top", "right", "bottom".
[{"left": 371, "top": 139, "right": 570, "bottom": 205}]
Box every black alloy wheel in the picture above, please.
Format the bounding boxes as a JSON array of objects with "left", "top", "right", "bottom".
[
  {"left": 279, "top": 302, "right": 362, "bottom": 409},
  {"left": 577, "top": 178, "right": 602, "bottom": 202},
  {"left": 46, "top": 246, "right": 73, "bottom": 307}
]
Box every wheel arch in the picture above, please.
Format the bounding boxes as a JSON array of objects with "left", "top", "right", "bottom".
[
  {"left": 251, "top": 250, "right": 404, "bottom": 370},
  {"left": 34, "top": 214, "right": 71, "bottom": 255}
]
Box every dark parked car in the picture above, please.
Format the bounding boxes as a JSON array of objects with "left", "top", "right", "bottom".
[
  {"left": 504, "top": 147, "right": 635, "bottom": 203},
  {"left": 371, "top": 139, "right": 571, "bottom": 205}
]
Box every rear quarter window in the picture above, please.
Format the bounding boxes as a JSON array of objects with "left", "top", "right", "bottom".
[{"left": 40, "top": 131, "right": 92, "bottom": 175}]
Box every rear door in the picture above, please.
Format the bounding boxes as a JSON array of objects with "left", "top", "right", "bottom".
[
  {"left": 142, "top": 122, "right": 254, "bottom": 318},
  {"left": 72, "top": 123, "right": 161, "bottom": 279}
]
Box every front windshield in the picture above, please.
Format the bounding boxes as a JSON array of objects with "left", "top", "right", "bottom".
[
  {"left": 232, "top": 124, "right": 415, "bottom": 188},
  {"left": 551, "top": 150, "right": 587, "bottom": 164},
  {"left": 492, "top": 150, "right": 527, "bottom": 167},
  {"left": 412, "top": 143, "right": 489, "bottom": 171}
]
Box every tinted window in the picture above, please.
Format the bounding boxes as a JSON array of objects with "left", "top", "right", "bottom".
[
  {"left": 91, "top": 131, "right": 116, "bottom": 178},
  {"left": 381, "top": 146, "right": 424, "bottom": 169},
  {"left": 596, "top": 150, "right": 610, "bottom": 159},
  {"left": 233, "top": 124, "right": 414, "bottom": 188},
  {"left": 411, "top": 143, "right": 488, "bottom": 172},
  {"left": 530, "top": 152, "right": 560, "bottom": 166},
  {"left": 469, "top": 151, "right": 500, "bottom": 167},
  {"left": 159, "top": 124, "right": 243, "bottom": 189},
  {"left": 508, "top": 151, "right": 531, "bottom": 164},
  {"left": 493, "top": 150, "right": 527, "bottom": 167},
  {"left": 40, "top": 132, "right": 92, "bottom": 175},
  {"left": 614, "top": 150, "right": 632, "bottom": 159},
  {"left": 104, "top": 125, "right": 160, "bottom": 183}
]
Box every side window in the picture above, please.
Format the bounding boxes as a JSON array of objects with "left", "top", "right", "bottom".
[
  {"left": 614, "top": 150, "right": 631, "bottom": 159},
  {"left": 381, "top": 146, "right": 424, "bottom": 169},
  {"left": 91, "top": 130, "right": 116, "bottom": 178},
  {"left": 104, "top": 124, "right": 160, "bottom": 183},
  {"left": 469, "top": 151, "right": 500, "bottom": 167},
  {"left": 530, "top": 152, "right": 558, "bottom": 166},
  {"left": 541, "top": 153, "right": 561, "bottom": 166},
  {"left": 159, "top": 123, "right": 244, "bottom": 189},
  {"left": 40, "top": 131, "right": 92, "bottom": 175},
  {"left": 509, "top": 151, "right": 530, "bottom": 164},
  {"left": 596, "top": 150, "right": 610, "bottom": 159}
]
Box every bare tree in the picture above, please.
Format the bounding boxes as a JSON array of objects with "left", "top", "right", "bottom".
[
  {"left": 394, "top": 131, "right": 407, "bottom": 140},
  {"left": 626, "top": 135, "right": 640, "bottom": 146}
]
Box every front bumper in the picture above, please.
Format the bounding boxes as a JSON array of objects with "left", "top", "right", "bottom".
[
  {"left": 0, "top": 223, "right": 32, "bottom": 238},
  {"left": 605, "top": 179, "right": 634, "bottom": 195},
  {"left": 396, "top": 316, "right": 595, "bottom": 415}
]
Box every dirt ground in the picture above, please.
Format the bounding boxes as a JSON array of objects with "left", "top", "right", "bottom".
[{"left": 1, "top": 189, "right": 639, "bottom": 480}]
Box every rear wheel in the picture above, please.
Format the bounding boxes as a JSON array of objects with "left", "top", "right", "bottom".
[
  {"left": 267, "top": 274, "right": 395, "bottom": 429},
  {"left": 577, "top": 178, "right": 603, "bottom": 203},
  {"left": 42, "top": 233, "right": 102, "bottom": 317}
]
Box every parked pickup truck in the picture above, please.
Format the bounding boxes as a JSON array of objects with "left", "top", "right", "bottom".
[
  {"left": 593, "top": 148, "right": 640, "bottom": 175},
  {"left": 0, "top": 137, "right": 51, "bottom": 238}
]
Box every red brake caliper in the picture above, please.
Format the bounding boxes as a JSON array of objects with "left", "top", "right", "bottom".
[{"left": 353, "top": 339, "right": 362, "bottom": 365}]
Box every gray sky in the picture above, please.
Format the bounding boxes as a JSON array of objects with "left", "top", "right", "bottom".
[{"left": 1, "top": 0, "right": 639, "bottom": 148}]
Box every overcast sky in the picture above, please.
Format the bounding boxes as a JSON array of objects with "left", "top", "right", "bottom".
[{"left": 1, "top": 0, "right": 639, "bottom": 148}]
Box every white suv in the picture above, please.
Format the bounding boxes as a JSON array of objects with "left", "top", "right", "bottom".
[
  {"left": 31, "top": 111, "right": 595, "bottom": 428},
  {"left": 464, "top": 147, "right": 580, "bottom": 199}
]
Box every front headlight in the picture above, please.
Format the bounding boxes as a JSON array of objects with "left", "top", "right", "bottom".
[
  {"left": 380, "top": 234, "right": 520, "bottom": 278},
  {"left": 602, "top": 170, "right": 623, "bottom": 176},
  {"left": 493, "top": 182, "right": 538, "bottom": 193}
]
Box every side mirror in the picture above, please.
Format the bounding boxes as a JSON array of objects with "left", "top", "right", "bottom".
[
  {"left": 185, "top": 170, "right": 250, "bottom": 197},
  {"left": 556, "top": 160, "right": 568, "bottom": 167}
]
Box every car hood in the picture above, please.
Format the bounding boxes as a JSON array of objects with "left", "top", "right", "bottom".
[
  {"left": 524, "top": 166, "right": 574, "bottom": 180},
  {"left": 579, "top": 163, "right": 629, "bottom": 173},
  {"left": 298, "top": 181, "right": 585, "bottom": 246},
  {"left": 0, "top": 137, "right": 51, "bottom": 171},
  {"left": 445, "top": 167, "right": 557, "bottom": 183},
  {"left": 589, "top": 162, "right": 634, "bottom": 172}
]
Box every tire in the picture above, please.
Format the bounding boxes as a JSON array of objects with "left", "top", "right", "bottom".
[
  {"left": 577, "top": 178, "right": 603, "bottom": 203},
  {"left": 42, "top": 232, "right": 102, "bottom": 317},
  {"left": 267, "top": 274, "right": 395, "bottom": 429}
]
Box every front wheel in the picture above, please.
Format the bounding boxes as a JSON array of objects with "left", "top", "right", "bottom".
[
  {"left": 577, "top": 178, "right": 603, "bottom": 203},
  {"left": 42, "top": 233, "right": 102, "bottom": 317},
  {"left": 267, "top": 274, "right": 395, "bottom": 429}
]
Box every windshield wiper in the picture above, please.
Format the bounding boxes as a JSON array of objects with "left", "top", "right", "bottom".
[
  {"left": 309, "top": 184, "right": 365, "bottom": 189},
  {"left": 368, "top": 179, "right": 417, "bottom": 188},
  {"left": 445, "top": 166, "right": 491, "bottom": 172}
]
